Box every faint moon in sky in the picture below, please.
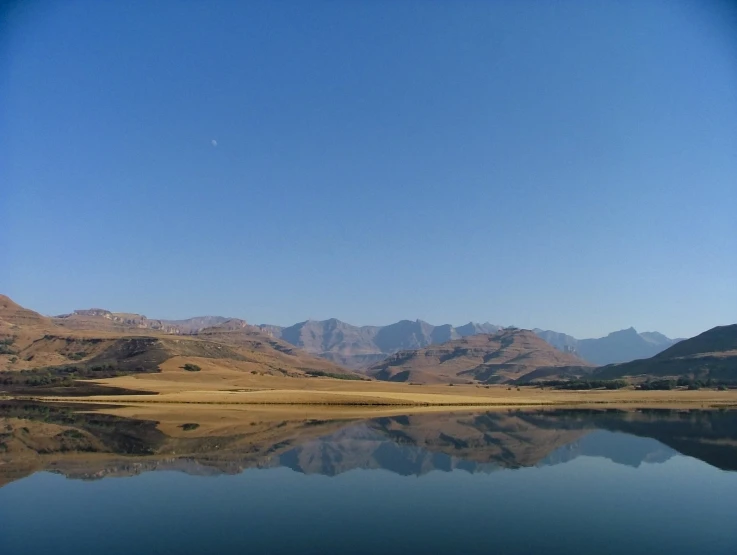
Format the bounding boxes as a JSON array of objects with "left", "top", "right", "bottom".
[{"left": 211, "top": 139, "right": 218, "bottom": 147}]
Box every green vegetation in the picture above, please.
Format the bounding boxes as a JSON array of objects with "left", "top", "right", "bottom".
[
  {"left": 678, "top": 377, "right": 709, "bottom": 390},
  {"left": 0, "top": 337, "right": 17, "bottom": 355},
  {"left": 519, "top": 376, "right": 736, "bottom": 391},
  {"left": 67, "top": 351, "right": 88, "bottom": 361},
  {"left": 637, "top": 379, "right": 675, "bottom": 390},
  {"left": 528, "top": 379, "right": 628, "bottom": 390},
  {"left": 0, "top": 364, "right": 153, "bottom": 388},
  {"left": 60, "top": 429, "right": 86, "bottom": 439},
  {"left": 182, "top": 363, "right": 201, "bottom": 372},
  {"left": 180, "top": 423, "right": 200, "bottom": 431},
  {"left": 675, "top": 377, "right": 735, "bottom": 390},
  {"left": 304, "top": 369, "right": 365, "bottom": 380},
  {"left": 1, "top": 373, "right": 74, "bottom": 387}
]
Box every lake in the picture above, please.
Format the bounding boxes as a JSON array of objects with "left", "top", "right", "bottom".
[{"left": 1, "top": 403, "right": 736, "bottom": 554}]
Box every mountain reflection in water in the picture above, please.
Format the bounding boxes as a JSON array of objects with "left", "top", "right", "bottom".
[{"left": 1, "top": 402, "right": 736, "bottom": 486}]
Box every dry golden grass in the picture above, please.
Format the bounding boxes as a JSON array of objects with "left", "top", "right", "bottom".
[{"left": 22, "top": 355, "right": 737, "bottom": 410}]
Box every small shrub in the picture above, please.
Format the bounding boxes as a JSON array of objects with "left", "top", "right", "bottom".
[
  {"left": 180, "top": 423, "right": 200, "bottom": 431},
  {"left": 182, "top": 363, "right": 201, "bottom": 372},
  {"left": 637, "top": 379, "right": 674, "bottom": 391},
  {"left": 303, "top": 370, "right": 364, "bottom": 381},
  {"left": 0, "top": 337, "right": 17, "bottom": 355}
]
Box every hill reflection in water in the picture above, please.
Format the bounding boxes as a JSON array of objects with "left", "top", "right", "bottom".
[{"left": 1, "top": 402, "right": 736, "bottom": 486}]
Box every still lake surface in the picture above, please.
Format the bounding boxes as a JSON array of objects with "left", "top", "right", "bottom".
[{"left": 1, "top": 403, "right": 736, "bottom": 554}]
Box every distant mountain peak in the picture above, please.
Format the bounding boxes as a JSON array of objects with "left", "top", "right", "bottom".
[{"left": 609, "top": 327, "right": 639, "bottom": 337}]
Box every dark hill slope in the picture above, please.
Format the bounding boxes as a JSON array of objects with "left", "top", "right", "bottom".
[
  {"left": 595, "top": 324, "right": 737, "bottom": 381},
  {"left": 651, "top": 324, "right": 737, "bottom": 359}
]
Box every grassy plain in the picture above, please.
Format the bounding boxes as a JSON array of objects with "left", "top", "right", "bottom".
[{"left": 18, "top": 355, "right": 737, "bottom": 411}]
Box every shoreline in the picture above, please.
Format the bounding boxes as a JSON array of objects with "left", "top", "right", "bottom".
[
  {"left": 10, "top": 394, "right": 737, "bottom": 412},
  {"left": 5, "top": 372, "right": 737, "bottom": 412}
]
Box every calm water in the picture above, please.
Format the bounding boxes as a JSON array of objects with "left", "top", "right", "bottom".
[{"left": 1, "top": 404, "right": 736, "bottom": 554}]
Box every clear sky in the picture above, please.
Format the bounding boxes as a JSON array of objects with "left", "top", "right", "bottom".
[{"left": 2, "top": 0, "right": 736, "bottom": 339}]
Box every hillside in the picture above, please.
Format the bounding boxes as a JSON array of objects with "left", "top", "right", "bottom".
[
  {"left": 53, "top": 309, "right": 181, "bottom": 334},
  {"left": 0, "top": 295, "right": 57, "bottom": 356},
  {"left": 190, "top": 321, "right": 362, "bottom": 376},
  {"left": 1, "top": 296, "right": 362, "bottom": 393},
  {"left": 161, "top": 316, "right": 234, "bottom": 333},
  {"left": 51, "top": 305, "right": 680, "bottom": 368},
  {"left": 54, "top": 310, "right": 241, "bottom": 335},
  {"left": 367, "top": 329, "right": 591, "bottom": 384},
  {"left": 651, "top": 324, "right": 737, "bottom": 359},
  {"left": 0, "top": 295, "right": 53, "bottom": 329},
  {"left": 595, "top": 324, "right": 737, "bottom": 382}
]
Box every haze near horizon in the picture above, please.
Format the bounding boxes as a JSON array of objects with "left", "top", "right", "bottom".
[{"left": 2, "top": 0, "right": 736, "bottom": 338}]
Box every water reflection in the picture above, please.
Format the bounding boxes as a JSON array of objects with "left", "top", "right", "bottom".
[{"left": 1, "top": 402, "right": 736, "bottom": 486}]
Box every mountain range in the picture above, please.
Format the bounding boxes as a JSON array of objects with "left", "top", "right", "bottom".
[
  {"left": 2, "top": 294, "right": 734, "bottom": 391},
  {"left": 256, "top": 319, "right": 502, "bottom": 368},
  {"left": 49, "top": 305, "right": 684, "bottom": 368},
  {"left": 47, "top": 306, "right": 683, "bottom": 367},
  {"left": 364, "top": 324, "right": 737, "bottom": 385},
  {"left": 258, "top": 319, "right": 682, "bottom": 368},
  {"left": 0, "top": 293, "right": 594, "bottom": 388}
]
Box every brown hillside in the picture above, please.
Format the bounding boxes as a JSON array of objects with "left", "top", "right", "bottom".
[
  {"left": 0, "top": 295, "right": 361, "bottom": 383},
  {"left": 190, "top": 322, "right": 362, "bottom": 377},
  {"left": 1, "top": 295, "right": 58, "bottom": 362},
  {"left": 0, "top": 295, "right": 53, "bottom": 328},
  {"left": 53, "top": 309, "right": 181, "bottom": 334},
  {"left": 367, "top": 329, "right": 591, "bottom": 384}
]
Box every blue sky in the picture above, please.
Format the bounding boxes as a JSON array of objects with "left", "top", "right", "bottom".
[{"left": 2, "top": 0, "right": 736, "bottom": 338}]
